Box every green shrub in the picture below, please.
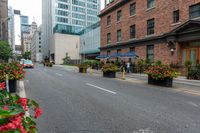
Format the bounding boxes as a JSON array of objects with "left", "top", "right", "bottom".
[
  {"left": 102, "top": 64, "right": 118, "bottom": 73},
  {"left": 188, "top": 64, "right": 200, "bottom": 80}
]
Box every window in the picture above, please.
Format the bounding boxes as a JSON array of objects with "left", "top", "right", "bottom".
[
  {"left": 147, "top": 45, "right": 154, "bottom": 62},
  {"left": 107, "top": 50, "right": 110, "bottom": 56},
  {"left": 107, "top": 33, "right": 111, "bottom": 44},
  {"left": 117, "top": 49, "right": 121, "bottom": 54},
  {"left": 39, "top": 45, "right": 41, "bottom": 48},
  {"left": 117, "top": 29, "right": 122, "bottom": 42},
  {"left": 129, "top": 47, "right": 135, "bottom": 52},
  {"left": 39, "top": 41, "right": 41, "bottom": 44},
  {"left": 117, "top": 10, "right": 122, "bottom": 21},
  {"left": 39, "top": 50, "right": 41, "bottom": 53},
  {"left": 147, "top": 19, "right": 155, "bottom": 35},
  {"left": 107, "top": 15, "right": 111, "bottom": 25},
  {"left": 173, "top": 10, "right": 179, "bottom": 23},
  {"left": 58, "top": 3, "right": 69, "bottom": 9},
  {"left": 189, "top": 3, "right": 200, "bottom": 19},
  {"left": 147, "top": 0, "right": 155, "bottom": 9},
  {"left": 130, "top": 3, "right": 136, "bottom": 16},
  {"left": 130, "top": 25, "right": 136, "bottom": 39},
  {"left": 72, "top": 6, "right": 85, "bottom": 13}
]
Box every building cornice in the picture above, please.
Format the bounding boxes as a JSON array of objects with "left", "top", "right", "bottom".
[{"left": 98, "top": 0, "right": 132, "bottom": 17}]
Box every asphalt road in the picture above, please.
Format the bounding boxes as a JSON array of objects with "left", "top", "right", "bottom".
[{"left": 24, "top": 64, "right": 200, "bottom": 133}]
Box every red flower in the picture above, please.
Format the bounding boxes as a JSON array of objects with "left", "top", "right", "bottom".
[
  {"left": 2, "top": 105, "right": 9, "bottom": 110},
  {"left": 17, "top": 98, "right": 28, "bottom": 111},
  {"left": 0, "top": 82, "right": 6, "bottom": 90},
  {"left": 34, "top": 107, "right": 43, "bottom": 118}
]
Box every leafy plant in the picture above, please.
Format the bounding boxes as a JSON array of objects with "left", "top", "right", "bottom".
[
  {"left": 0, "top": 63, "right": 25, "bottom": 82},
  {"left": 22, "top": 52, "right": 31, "bottom": 60},
  {"left": 62, "top": 53, "right": 71, "bottom": 65},
  {"left": 187, "top": 64, "right": 200, "bottom": 80},
  {"left": 102, "top": 64, "right": 118, "bottom": 73},
  {"left": 77, "top": 63, "right": 88, "bottom": 69},
  {"left": 0, "top": 82, "right": 42, "bottom": 133},
  {"left": 0, "top": 41, "right": 12, "bottom": 63},
  {"left": 145, "top": 64, "right": 180, "bottom": 80}
]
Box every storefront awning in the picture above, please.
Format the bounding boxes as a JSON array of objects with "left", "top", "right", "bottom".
[
  {"left": 96, "top": 54, "right": 109, "bottom": 59},
  {"left": 121, "top": 52, "right": 138, "bottom": 58}
]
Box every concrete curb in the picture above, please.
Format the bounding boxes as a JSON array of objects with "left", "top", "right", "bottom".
[{"left": 17, "top": 80, "right": 26, "bottom": 98}]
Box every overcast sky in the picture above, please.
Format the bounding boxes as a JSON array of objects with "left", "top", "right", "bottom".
[{"left": 8, "top": 0, "right": 105, "bottom": 25}]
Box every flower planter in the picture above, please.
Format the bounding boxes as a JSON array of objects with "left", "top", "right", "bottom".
[
  {"left": 79, "top": 68, "right": 87, "bottom": 73},
  {"left": 148, "top": 76, "right": 173, "bottom": 87},
  {"left": 8, "top": 79, "right": 17, "bottom": 93},
  {"left": 103, "top": 71, "right": 116, "bottom": 78}
]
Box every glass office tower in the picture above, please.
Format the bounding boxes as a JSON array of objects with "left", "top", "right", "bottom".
[{"left": 42, "top": 0, "right": 100, "bottom": 57}]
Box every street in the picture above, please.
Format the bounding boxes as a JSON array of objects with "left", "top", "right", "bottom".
[{"left": 24, "top": 65, "right": 200, "bottom": 133}]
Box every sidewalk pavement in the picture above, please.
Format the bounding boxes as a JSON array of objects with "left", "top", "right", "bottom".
[{"left": 55, "top": 65, "right": 200, "bottom": 88}]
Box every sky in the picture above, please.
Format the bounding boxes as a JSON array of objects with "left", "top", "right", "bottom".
[{"left": 8, "top": 0, "right": 105, "bottom": 25}]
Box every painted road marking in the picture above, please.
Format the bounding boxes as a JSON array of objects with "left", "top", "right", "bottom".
[
  {"left": 187, "top": 101, "right": 199, "bottom": 108},
  {"left": 86, "top": 83, "right": 117, "bottom": 94},
  {"left": 55, "top": 73, "right": 63, "bottom": 77}
]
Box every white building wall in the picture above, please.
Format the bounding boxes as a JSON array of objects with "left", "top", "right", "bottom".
[{"left": 51, "top": 33, "right": 80, "bottom": 64}]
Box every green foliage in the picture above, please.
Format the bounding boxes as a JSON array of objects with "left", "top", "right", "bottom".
[
  {"left": 187, "top": 64, "right": 200, "bottom": 80},
  {"left": 102, "top": 64, "right": 118, "bottom": 73},
  {"left": 0, "top": 41, "right": 12, "bottom": 62},
  {"left": 62, "top": 53, "right": 71, "bottom": 65},
  {"left": 184, "top": 60, "right": 192, "bottom": 68},
  {"left": 22, "top": 52, "right": 31, "bottom": 60},
  {"left": 83, "top": 60, "right": 99, "bottom": 66},
  {"left": 77, "top": 63, "right": 88, "bottom": 69},
  {"left": 114, "top": 59, "right": 121, "bottom": 67},
  {"left": 155, "top": 60, "right": 162, "bottom": 66},
  {"left": 145, "top": 64, "right": 180, "bottom": 80},
  {"left": 0, "top": 62, "right": 25, "bottom": 82}
]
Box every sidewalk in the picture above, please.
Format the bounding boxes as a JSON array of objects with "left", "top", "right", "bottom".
[{"left": 55, "top": 65, "right": 200, "bottom": 87}]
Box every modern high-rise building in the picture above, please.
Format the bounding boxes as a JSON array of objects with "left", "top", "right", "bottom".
[
  {"left": 42, "top": 0, "right": 101, "bottom": 62},
  {"left": 20, "top": 15, "right": 30, "bottom": 33},
  {"left": 8, "top": 7, "right": 15, "bottom": 51}
]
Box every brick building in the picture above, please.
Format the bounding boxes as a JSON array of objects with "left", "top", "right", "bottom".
[
  {"left": 99, "top": 0, "right": 200, "bottom": 65},
  {"left": 0, "top": 0, "right": 8, "bottom": 40}
]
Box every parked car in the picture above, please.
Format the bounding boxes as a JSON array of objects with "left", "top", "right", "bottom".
[{"left": 23, "top": 60, "right": 34, "bottom": 68}]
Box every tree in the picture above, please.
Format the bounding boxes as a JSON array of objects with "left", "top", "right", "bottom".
[
  {"left": 0, "top": 41, "right": 12, "bottom": 62},
  {"left": 62, "top": 53, "right": 71, "bottom": 65},
  {"left": 22, "top": 51, "right": 31, "bottom": 60}
]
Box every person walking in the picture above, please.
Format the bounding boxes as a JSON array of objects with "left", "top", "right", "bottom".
[{"left": 126, "top": 61, "right": 130, "bottom": 73}]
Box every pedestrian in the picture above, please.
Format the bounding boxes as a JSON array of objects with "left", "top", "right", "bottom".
[{"left": 126, "top": 61, "right": 130, "bottom": 73}]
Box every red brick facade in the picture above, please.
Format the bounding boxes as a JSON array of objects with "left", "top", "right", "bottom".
[{"left": 99, "top": 0, "right": 200, "bottom": 64}]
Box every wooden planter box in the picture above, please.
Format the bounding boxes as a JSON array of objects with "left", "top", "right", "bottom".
[
  {"left": 103, "top": 71, "right": 116, "bottom": 78},
  {"left": 148, "top": 76, "right": 173, "bottom": 87},
  {"left": 79, "top": 68, "right": 87, "bottom": 73}
]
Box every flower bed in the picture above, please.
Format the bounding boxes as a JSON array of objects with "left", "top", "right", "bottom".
[
  {"left": 102, "top": 64, "right": 118, "bottom": 78},
  {"left": 145, "top": 64, "right": 179, "bottom": 87},
  {"left": 77, "top": 64, "right": 88, "bottom": 73},
  {"left": 0, "top": 82, "right": 43, "bottom": 133},
  {"left": 0, "top": 63, "right": 25, "bottom": 93}
]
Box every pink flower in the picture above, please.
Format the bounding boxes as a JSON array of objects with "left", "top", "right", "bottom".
[
  {"left": 2, "top": 105, "right": 9, "bottom": 110},
  {"left": 0, "top": 82, "right": 6, "bottom": 90},
  {"left": 34, "top": 107, "right": 43, "bottom": 118},
  {"left": 17, "top": 98, "right": 28, "bottom": 111}
]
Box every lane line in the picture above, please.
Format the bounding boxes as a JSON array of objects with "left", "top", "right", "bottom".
[
  {"left": 187, "top": 101, "right": 199, "bottom": 108},
  {"left": 55, "top": 73, "right": 63, "bottom": 77},
  {"left": 86, "top": 83, "right": 117, "bottom": 94}
]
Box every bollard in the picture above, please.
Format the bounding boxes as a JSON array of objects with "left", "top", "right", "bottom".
[{"left": 121, "top": 67, "right": 126, "bottom": 80}]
